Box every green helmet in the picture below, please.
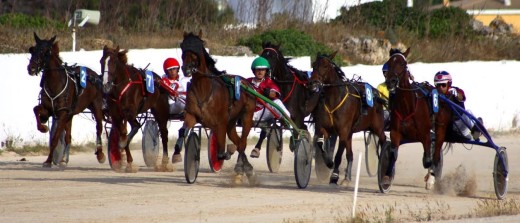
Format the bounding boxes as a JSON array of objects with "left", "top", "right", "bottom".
[{"left": 251, "top": 57, "right": 270, "bottom": 70}]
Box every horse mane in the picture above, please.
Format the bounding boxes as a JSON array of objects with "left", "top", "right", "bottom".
[
  {"left": 262, "top": 42, "right": 308, "bottom": 80},
  {"left": 50, "top": 42, "right": 64, "bottom": 65},
  {"left": 118, "top": 49, "right": 129, "bottom": 64},
  {"left": 317, "top": 53, "right": 346, "bottom": 81},
  {"left": 182, "top": 32, "right": 223, "bottom": 75}
]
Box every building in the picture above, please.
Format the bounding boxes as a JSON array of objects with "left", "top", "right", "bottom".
[{"left": 437, "top": 0, "right": 520, "bottom": 33}]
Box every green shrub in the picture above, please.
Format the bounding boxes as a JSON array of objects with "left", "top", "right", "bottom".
[
  {"left": 0, "top": 13, "right": 66, "bottom": 29},
  {"left": 238, "top": 29, "right": 339, "bottom": 64},
  {"left": 334, "top": 1, "right": 475, "bottom": 39}
]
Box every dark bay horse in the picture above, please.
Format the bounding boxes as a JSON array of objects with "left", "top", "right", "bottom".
[
  {"left": 180, "top": 31, "right": 257, "bottom": 184},
  {"left": 27, "top": 33, "right": 105, "bottom": 167},
  {"left": 252, "top": 43, "right": 319, "bottom": 152},
  {"left": 100, "top": 46, "right": 171, "bottom": 172},
  {"left": 383, "top": 48, "right": 447, "bottom": 189},
  {"left": 308, "top": 52, "right": 387, "bottom": 185}
]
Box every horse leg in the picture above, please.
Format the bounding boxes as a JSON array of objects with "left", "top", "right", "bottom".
[
  {"left": 172, "top": 124, "right": 186, "bottom": 163},
  {"left": 58, "top": 120, "right": 73, "bottom": 168},
  {"left": 341, "top": 137, "right": 354, "bottom": 186},
  {"left": 43, "top": 112, "right": 67, "bottom": 167},
  {"left": 91, "top": 104, "right": 105, "bottom": 164},
  {"left": 123, "top": 119, "right": 140, "bottom": 173},
  {"left": 383, "top": 131, "right": 401, "bottom": 185},
  {"left": 422, "top": 131, "right": 433, "bottom": 169},
  {"left": 156, "top": 116, "right": 173, "bottom": 172},
  {"left": 233, "top": 152, "right": 245, "bottom": 185},
  {"left": 330, "top": 140, "right": 344, "bottom": 185},
  {"left": 33, "top": 105, "right": 49, "bottom": 133}
]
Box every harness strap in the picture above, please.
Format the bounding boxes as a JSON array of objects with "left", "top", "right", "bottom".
[
  {"left": 281, "top": 69, "right": 306, "bottom": 103},
  {"left": 324, "top": 86, "right": 361, "bottom": 125}
]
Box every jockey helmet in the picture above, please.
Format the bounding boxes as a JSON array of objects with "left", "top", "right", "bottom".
[
  {"left": 434, "top": 71, "right": 452, "bottom": 85},
  {"left": 251, "top": 57, "right": 270, "bottom": 70},
  {"left": 382, "top": 62, "right": 389, "bottom": 72},
  {"left": 163, "top": 58, "right": 180, "bottom": 72}
]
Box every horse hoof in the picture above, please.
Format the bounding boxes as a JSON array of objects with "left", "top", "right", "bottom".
[
  {"left": 42, "top": 162, "right": 52, "bottom": 168},
  {"left": 340, "top": 179, "right": 350, "bottom": 187},
  {"left": 233, "top": 174, "right": 243, "bottom": 185},
  {"left": 38, "top": 125, "right": 49, "bottom": 133},
  {"left": 111, "top": 161, "right": 122, "bottom": 172},
  {"left": 171, "top": 154, "right": 182, "bottom": 163},
  {"left": 382, "top": 176, "right": 391, "bottom": 186},
  {"left": 58, "top": 161, "right": 67, "bottom": 169},
  {"left": 96, "top": 153, "right": 106, "bottom": 164},
  {"left": 126, "top": 163, "right": 138, "bottom": 173},
  {"left": 329, "top": 173, "right": 339, "bottom": 185},
  {"left": 425, "top": 175, "right": 435, "bottom": 190}
]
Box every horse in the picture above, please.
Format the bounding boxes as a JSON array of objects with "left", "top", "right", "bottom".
[
  {"left": 180, "top": 31, "right": 257, "bottom": 184},
  {"left": 308, "top": 52, "right": 387, "bottom": 185},
  {"left": 252, "top": 42, "right": 319, "bottom": 152},
  {"left": 100, "top": 45, "right": 172, "bottom": 172},
  {"left": 27, "top": 32, "right": 105, "bottom": 167},
  {"left": 383, "top": 48, "right": 447, "bottom": 189}
]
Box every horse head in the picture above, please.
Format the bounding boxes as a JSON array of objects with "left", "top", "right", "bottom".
[
  {"left": 385, "top": 47, "right": 411, "bottom": 92},
  {"left": 308, "top": 51, "right": 341, "bottom": 92},
  {"left": 260, "top": 42, "right": 287, "bottom": 80},
  {"left": 100, "top": 45, "right": 128, "bottom": 93},
  {"left": 27, "top": 33, "right": 58, "bottom": 76},
  {"left": 180, "top": 30, "right": 223, "bottom": 77}
]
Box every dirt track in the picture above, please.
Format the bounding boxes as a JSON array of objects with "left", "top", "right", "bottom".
[{"left": 1, "top": 136, "right": 519, "bottom": 223}]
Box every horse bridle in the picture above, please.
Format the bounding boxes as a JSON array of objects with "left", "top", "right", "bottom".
[{"left": 385, "top": 53, "right": 419, "bottom": 92}]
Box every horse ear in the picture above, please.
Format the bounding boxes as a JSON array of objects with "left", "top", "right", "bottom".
[
  {"left": 404, "top": 47, "right": 411, "bottom": 57},
  {"left": 52, "top": 42, "right": 60, "bottom": 54},
  {"left": 198, "top": 29, "right": 203, "bottom": 39},
  {"left": 50, "top": 35, "right": 56, "bottom": 43},
  {"left": 34, "top": 32, "right": 41, "bottom": 43},
  {"left": 330, "top": 51, "right": 338, "bottom": 59},
  {"left": 115, "top": 45, "right": 120, "bottom": 52}
]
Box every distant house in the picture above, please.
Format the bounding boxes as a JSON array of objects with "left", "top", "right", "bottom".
[{"left": 435, "top": 0, "right": 520, "bottom": 33}]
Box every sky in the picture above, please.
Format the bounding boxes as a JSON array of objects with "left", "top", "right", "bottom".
[{"left": 1, "top": 47, "right": 519, "bottom": 147}]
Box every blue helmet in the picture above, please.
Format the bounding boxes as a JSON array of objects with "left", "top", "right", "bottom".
[{"left": 382, "top": 63, "right": 389, "bottom": 72}]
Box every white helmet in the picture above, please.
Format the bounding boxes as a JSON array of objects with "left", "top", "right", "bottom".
[{"left": 433, "top": 71, "right": 452, "bottom": 85}]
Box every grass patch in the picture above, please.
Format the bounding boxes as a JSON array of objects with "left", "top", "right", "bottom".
[{"left": 473, "top": 199, "right": 520, "bottom": 217}]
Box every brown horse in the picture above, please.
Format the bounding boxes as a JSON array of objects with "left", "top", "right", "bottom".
[
  {"left": 252, "top": 42, "right": 319, "bottom": 156},
  {"left": 308, "top": 52, "right": 387, "bottom": 185},
  {"left": 100, "top": 46, "right": 171, "bottom": 172},
  {"left": 180, "top": 31, "right": 257, "bottom": 184},
  {"left": 27, "top": 33, "right": 105, "bottom": 167},
  {"left": 383, "top": 48, "right": 446, "bottom": 190}
]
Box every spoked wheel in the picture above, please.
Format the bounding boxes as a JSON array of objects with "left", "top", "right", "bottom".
[
  {"left": 50, "top": 118, "right": 68, "bottom": 165},
  {"left": 107, "top": 128, "right": 121, "bottom": 169},
  {"left": 377, "top": 142, "right": 394, "bottom": 193},
  {"left": 493, "top": 147, "right": 508, "bottom": 200},
  {"left": 184, "top": 131, "right": 201, "bottom": 184},
  {"left": 364, "top": 131, "right": 380, "bottom": 177},
  {"left": 266, "top": 126, "right": 283, "bottom": 173},
  {"left": 314, "top": 138, "right": 332, "bottom": 183},
  {"left": 207, "top": 130, "right": 224, "bottom": 173},
  {"left": 142, "top": 120, "right": 160, "bottom": 167},
  {"left": 294, "top": 132, "right": 312, "bottom": 189}
]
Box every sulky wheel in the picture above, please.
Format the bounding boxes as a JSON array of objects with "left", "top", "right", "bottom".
[
  {"left": 266, "top": 126, "right": 283, "bottom": 173},
  {"left": 493, "top": 147, "right": 508, "bottom": 200},
  {"left": 377, "top": 142, "right": 394, "bottom": 193},
  {"left": 294, "top": 132, "right": 312, "bottom": 189},
  {"left": 364, "top": 131, "right": 380, "bottom": 177},
  {"left": 141, "top": 120, "right": 160, "bottom": 167},
  {"left": 184, "top": 131, "right": 201, "bottom": 184},
  {"left": 50, "top": 118, "right": 68, "bottom": 166},
  {"left": 207, "top": 130, "right": 224, "bottom": 172}
]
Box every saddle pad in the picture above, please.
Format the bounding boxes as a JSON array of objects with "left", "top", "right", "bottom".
[
  {"left": 145, "top": 70, "right": 154, "bottom": 93},
  {"left": 432, "top": 89, "right": 439, "bottom": 113},
  {"left": 364, "top": 83, "right": 374, "bottom": 108},
  {"left": 80, "top": 66, "right": 87, "bottom": 88}
]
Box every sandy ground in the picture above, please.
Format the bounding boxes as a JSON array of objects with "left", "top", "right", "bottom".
[{"left": 0, "top": 135, "right": 519, "bottom": 223}]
